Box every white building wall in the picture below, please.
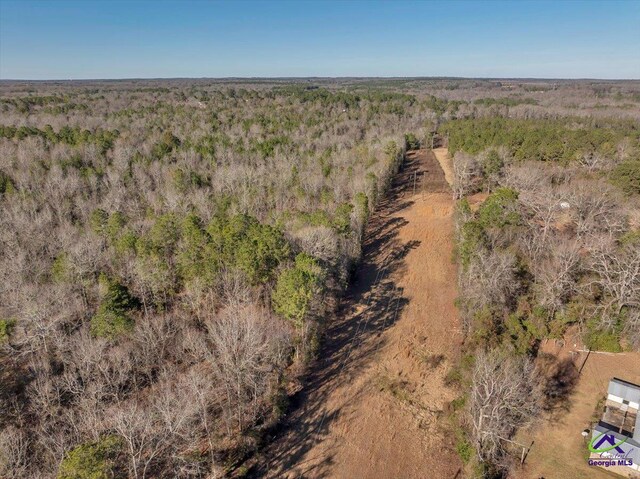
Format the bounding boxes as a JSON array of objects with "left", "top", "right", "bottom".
[
  {"left": 608, "top": 393, "right": 624, "bottom": 404},
  {"left": 606, "top": 393, "right": 638, "bottom": 408}
]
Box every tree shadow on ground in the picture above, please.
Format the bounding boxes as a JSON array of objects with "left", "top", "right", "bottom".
[
  {"left": 247, "top": 151, "right": 436, "bottom": 478},
  {"left": 537, "top": 353, "right": 580, "bottom": 416}
]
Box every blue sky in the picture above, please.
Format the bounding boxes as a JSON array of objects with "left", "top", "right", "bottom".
[{"left": 1, "top": 0, "right": 638, "bottom": 79}]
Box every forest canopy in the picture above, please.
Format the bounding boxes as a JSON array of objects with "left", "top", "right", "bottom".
[{"left": 1, "top": 77, "right": 639, "bottom": 478}]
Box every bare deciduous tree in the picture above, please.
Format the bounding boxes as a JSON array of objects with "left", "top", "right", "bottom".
[
  {"left": 568, "top": 182, "right": 626, "bottom": 241},
  {"left": 532, "top": 239, "right": 582, "bottom": 313},
  {"left": 459, "top": 248, "right": 519, "bottom": 331},
  {"left": 452, "top": 151, "right": 482, "bottom": 199},
  {"left": 587, "top": 242, "right": 640, "bottom": 329},
  {"left": 0, "top": 426, "right": 29, "bottom": 479},
  {"left": 205, "top": 301, "right": 290, "bottom": 433},
  {"left": 470, "top": 349, "right": 541, "bottom": 471}
]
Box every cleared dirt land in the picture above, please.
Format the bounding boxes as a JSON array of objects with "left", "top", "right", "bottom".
[
  {"left": 433, "top": 147, "right": 455, "bottom": 187},
  {"left": 249, "top": 150, "right": 462, "bottom": 478}
]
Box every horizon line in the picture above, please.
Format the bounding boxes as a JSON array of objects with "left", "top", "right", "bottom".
[{"left": 2, "top": 75, "right": 640, "bottom": 83}]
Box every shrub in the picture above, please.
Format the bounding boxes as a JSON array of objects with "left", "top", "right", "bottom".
[
  {"left": 611, "top": 159, "right": 640, "bottom": 195},
  {"left": 273, "top": 253, "right": 323, "bottom": 327},
  {"left": 293, "top": 210, "right": 332, "bottom": 229},
  {"left": 57, "top": 435, "right": 123, "bottom": 479},
  {"left": 585, "top": 329, "right": 622, "bottom": 352},
  {"left": 51, "top": 253, "right": 71, "bottom": 283},
  {"left": 470, "top": 306, "right": 501, "bottom": 347},
  {"left": 354, "top": 192, "right": 369, "bottom": 224},
  {"left": 0, "top": 171, "right": 16, "bottom": 195},
  {"left": 90, "top": 275, "right": 139, "bottom": 339},
  {"left": 455, "top": 428, "right": 474, "bottom": 464},
  {"left": 482, "top": 149, "right": 503, "bottom": 178},
  {"left": 547, "top": 311, "right": 574, "bottom": 339},
  {"left": 477, "top": 187, "right": 520, "bottom": 228},
  {"left": 0, "top": 318, "right": 15, "bottom": 343},
  {"left": 384, "top": 140, "right": 399, "bottom": 160},
  {"left": 450, "top": 394, "right": 467, "bottom": 412},
  {"left": 211, "top": 214, "right": 290, "bottom": 284},
  {"left": 89, "top": 209, "right": 109, "bottom": 235},
  {"left": 584, "top": 317, "right": 622, "bottom": 352},
  {"left": 152, "top": 131, "right": 180, "bottom": 159},
  {"left": 172, "top": 168, "right": 189, "bottom": 193},
  {"left": 404, "top": 133, "right": 419, "bottom": 151},
  {"left": 365, "top": 172, "right": 378, "bottom": 204},
  {"left": 620, "top": 229, "right": 640, "bottom": 246},
  {"left": 503, "top": 308, "right": 549, "bottom": 355},
  {"left": 176, "top": 213, "right": 210, "bottom": 282},
  {"left": 333, "top": 203, "right": 354, "bottom": 234},
  {"left": 458, "top": 220, "right": 485, "bottom": 268}
]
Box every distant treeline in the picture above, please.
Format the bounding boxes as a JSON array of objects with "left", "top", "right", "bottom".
[{"left": 442, "top": 117, "right": 640, "bottom": 163}]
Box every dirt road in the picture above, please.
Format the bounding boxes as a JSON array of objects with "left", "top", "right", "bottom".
[
  {"left": 250, "top": 150, "right": 462, "bottom": 479},
  {"left": 433, "top": 147, "right": 455, "bottom": 187}
]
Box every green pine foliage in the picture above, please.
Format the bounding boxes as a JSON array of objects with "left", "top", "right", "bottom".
[
  {"left": 0, "top": 124, "right": 118, "bottom": 152},
  {"left": 0, "top": 318, "right": 15, "bottom": 343},
  {"left": 90, "top": 275, "right": 139, "bottom": 339},
  {"left": 482, "top": 149, "right": 503, "bottom": 178},
  {"left": 458, "top": 221, "right": 486, "bottom": 269},
  {"left": 611, "top": 159, "right": 640, "bottom": 195},
  {"left": 89, "top": 209, "right": 109, "bottom": 236},
  {"left": 333, "top": 203, "right": 354, "bottom": 234},
  {"left": 473, "top": 97, "right": 538, "bottom": 107},
  {"left": 0, "top": 171, "right": 16, "bottom": 195},
  {"left": 584, "top": 318, "right": 623, "bottom": 353},
  {"left": 51, "top": 253, "right": 71, "bottom": 283},
  {"left": 441, "top": 117, "right": 638, "bottom": 163},
  {"left": 176, "top": 213, "right": 211, "bottom": 282},
  {"left": 273, "top": 253, "right": 324, "bottom": 327},
  {"left": 354, "top": 192, "right": 369, "bottom": 224},
  {"left": 151, "top": 131, "right": 181, "bottom": 159},
  {"left": 477, "top": 187, "right": 520, "bottom": 229},
  {"left": 57, "top": 435, "right": 124, "bottom": 479},
  {"left": 456, "top": 188, "right": 519, "bottom": 269},
  {"left": 106, "top": 212, "right": 127, "bottom": 242},
  {"left": 404, "top": 133, "right": 420, "bottom": 150},
  {"left": 210, "top": 213, "right": 290, "bottom": 284}
]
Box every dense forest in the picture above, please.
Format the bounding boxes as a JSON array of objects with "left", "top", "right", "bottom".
[
  {"left": 444, "top": 115, "right": 640, "bottom": 476},
  {"left": 0, "top": 78, "right": 639, "bottom": 478},
  {"left": 0, "top": 81, "right": 418, "bottom": 478}
]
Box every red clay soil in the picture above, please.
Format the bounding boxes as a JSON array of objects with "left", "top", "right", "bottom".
[{"left": 249, "top": 150, "right": 463, "bottom": 479}]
